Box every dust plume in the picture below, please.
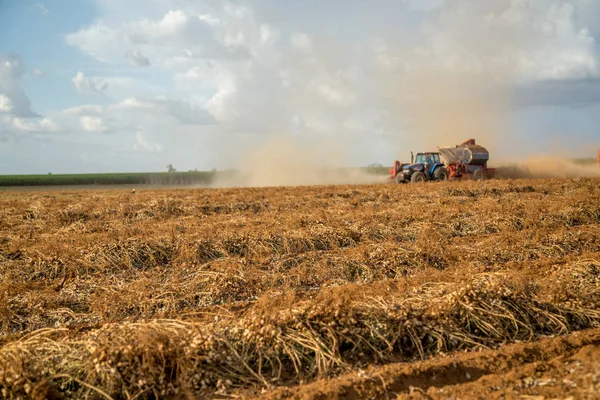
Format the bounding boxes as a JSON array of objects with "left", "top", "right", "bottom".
[
  {"left": 393, "top": 66, "right": 600, "bottom": 179},
  {"left": 374, "top": 2, "right": 520, "bottom": 155},
  {"left": 494, "top": 157, "right": 600, "bottom": 179},
  {"left": 375, "top": 1, "right": 598, "bottom": 179},
  {"left": 211, "top": 134, "right": 387, "bottom": 188},
  {"left": 389, "top": 68, "right": 511, "bottom": 151},
  {"left": 208, "top": 1, "right": 598, "bottom": 187}
]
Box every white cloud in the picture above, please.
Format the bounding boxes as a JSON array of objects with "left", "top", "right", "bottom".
[
  {"left": 260, "top": 24, "right": 279, "bottom": 44},
  {"left": 199, "top": 14, "right": 221, "bottom": 27},
  {"left": 80, "top": 116, "right": 109, "bottom": 132},
  {"left": 133, "top": 132, "right": 162, "bottom": 153},
  {"left": 72, "top": 71, "right": 108, "bottom": 94},
  {"left": 51, "top": 1, "right": 600, "bottom": 171},
  {"left": 343, "top": 110, "right": 388, "bottom": 133},
  {"left": 65, "top": 4, "right": 278, "bottom": 69},
  {"left": 130, "top": 10, "right": 189, "bottom": 40},
  {"left": 60, "top": 95, "right": 215, "bottom": 141},
  {"left": 63, "top": 104, "right": 104, "bottom": 116},
  {"left": 290, "top": 32, "right": 312, "bottom": 53},
  {"left": 65, "top": 25, "right": 122, "bottom": 63},
  {"left": 125, "top": 50, "right": 150, "bottom": 67},
  {"left": 0, "top": 95, "right": 13, "bottom": 112},
  {"left": 113, "top": 97, "right": 215, "bottom": 124},
  {"left": 72, "top": 71, "right": 141, "bottom": 98},
  {"left": 402, "top": 0, "right": 444, "bottom": 11},
  {"left": 12, "top": 117, "right": 61, "bottom": 132},
  {"left": 31, "top": 68, "right": 45, "bottom": 77},
  {"left": 0, "top": 0, "right": 599, "bottom": 174},
  {"left": 310, "top": 79, "right": 356, "bottom": 107},
  {"left": 0, "top": 54, "right": 62, "bottom": 139},
  {"left": 154, "top": 98, "right": 215, "bottom": 125},
  {"left": 0, "top": 54, "right": 39, "bottom": 117},
  {"left": 173, "top": 62, "right": 233, "bottom": 93},
  {"left": 410, "top": 0, "right": 600, "bottom": 82},
  {"left": 114, "top": 97, "right": 152, "bottom": 110},
  {"left": 37, "top": 3, "right": 49, "bottom": 16}
]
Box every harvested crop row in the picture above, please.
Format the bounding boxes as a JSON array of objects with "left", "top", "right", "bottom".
[
  {"left": 2, "top": 244, "right": 599, "bottom": 343},
  {"left": 1, "top": 261, "right": 599, "bottom": 398},
  {"left": 1, "top": 178, "right": 600, "bottom": 398},
  {"left": 262, "top": 326, "right": 600, "bottom": 400}
]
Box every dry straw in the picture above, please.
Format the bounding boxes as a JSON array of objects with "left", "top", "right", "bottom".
[{"left": 0, "top": 178, "right": 599, "bottom": 398}]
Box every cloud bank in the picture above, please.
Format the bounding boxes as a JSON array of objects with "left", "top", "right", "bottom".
[{"left": 2, "top": 0, "right": 600, "bottom": 175}]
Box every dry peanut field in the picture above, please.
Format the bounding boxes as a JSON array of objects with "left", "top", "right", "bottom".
[{"left": 1, "top": 178, "right": 600, "bottom": 399}]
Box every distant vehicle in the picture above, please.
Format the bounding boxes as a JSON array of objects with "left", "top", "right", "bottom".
[{"left": 390, "top": 138, "right": 495, "bottom": 183}]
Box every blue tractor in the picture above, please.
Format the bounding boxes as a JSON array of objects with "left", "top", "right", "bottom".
[{"left": 391, "top": 152, "right": 449, "bottom": 184}]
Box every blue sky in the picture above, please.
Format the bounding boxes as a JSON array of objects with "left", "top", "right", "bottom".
[
  {"left": 0, "top": 0, "right": 599, "bottom": 174},
  {"left": 0, "top": 1, "right": 97, "bottom": 112}
]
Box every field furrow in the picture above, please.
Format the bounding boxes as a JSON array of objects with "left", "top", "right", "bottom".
[{"left": 0, "top": 178, "right": 599, "bottom": 399}]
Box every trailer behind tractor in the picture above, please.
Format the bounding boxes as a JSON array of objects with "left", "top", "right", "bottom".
[{"left": 390, "top": 138, "right": 495, "bottom": 183}]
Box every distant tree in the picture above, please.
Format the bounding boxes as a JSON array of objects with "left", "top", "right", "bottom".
[
  {"left": 166, "top": 164, "right": 177, "bottom": 173},
  {"left": 366, "top": 163, "right": 385, "bottom": 174}
]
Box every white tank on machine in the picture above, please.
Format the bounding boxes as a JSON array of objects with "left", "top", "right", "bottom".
[{"left": 438, "top": 139, "right": 490, "bottom": 167}]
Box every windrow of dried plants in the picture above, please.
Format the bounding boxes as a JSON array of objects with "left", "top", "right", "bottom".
[{"left": 0, "top": 178, "right": 599, "bottom": 398}]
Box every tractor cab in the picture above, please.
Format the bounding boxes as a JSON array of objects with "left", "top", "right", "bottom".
[
  {"left": 413, "top": 152, "right": 441, "bottom": 170},
  {"left": 394, "top": 151, "right": 448, "bottom": 183}
]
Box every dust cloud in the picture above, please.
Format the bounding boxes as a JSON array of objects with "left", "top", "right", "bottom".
[
  {"left": 375, "top": 1, "right": 598, "bottom": 180},
  {"left": 386, "top": 68, "right": 511, "bottom": 152},
  {"left": 210, "top": 1, "right": 598, "bottom": 188},
  {"left": 211, "top": 135, "right": 387, "bottom": 188},
  {"left": 374, "top": 1, "right": 519, "bottom": 155},
  {"left": 494, "top": 157, "right": 600, "bottom": 179}
]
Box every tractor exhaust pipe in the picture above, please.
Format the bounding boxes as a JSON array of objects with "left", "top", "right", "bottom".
[{"left": 411, "top": 151, "right": 414, "bottom": 164}]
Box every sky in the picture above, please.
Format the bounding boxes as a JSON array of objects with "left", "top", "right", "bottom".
[{"left": 0, "top": 0, "right": 599, "bottom": 174}]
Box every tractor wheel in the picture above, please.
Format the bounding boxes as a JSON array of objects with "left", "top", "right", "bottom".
[
  {"left": 411, "top": 171, "right": 426, "bottom": 183},
  {"left": 395, "top": 174, "right": 405, "bottom": 184},
  {"left": 434, "top": 167, "right": 449, "bottom": 181},
  {"left": 473, "top": 169, "right": 485, "bottom": 181}
]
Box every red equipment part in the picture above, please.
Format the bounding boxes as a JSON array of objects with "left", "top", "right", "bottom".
[
  {"left": 389, "top": 160, "right": 402, "bottom": 180},
  {"left": 447, "top": 163, "right": 465, "bottom": 179},
  {"left": 446, "top": 163, "right": 495, "bottom": 180},
  {"left": 459, "top": 138, "right": 476, "bottom": 146}
]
